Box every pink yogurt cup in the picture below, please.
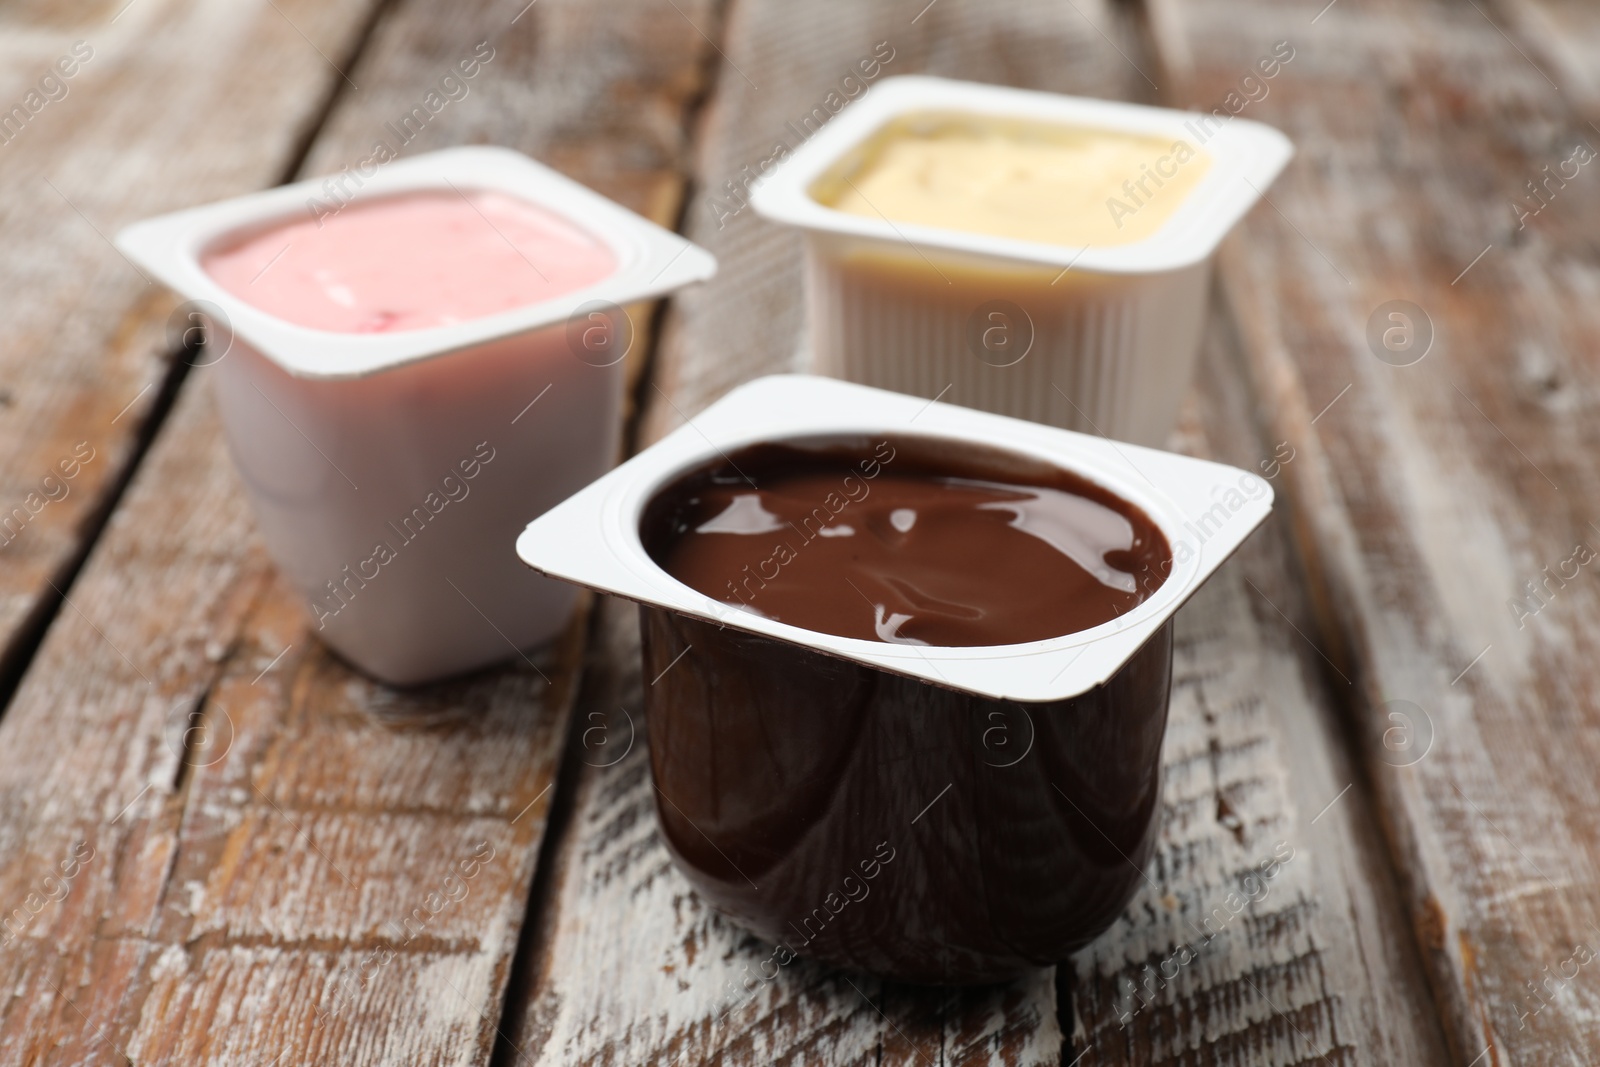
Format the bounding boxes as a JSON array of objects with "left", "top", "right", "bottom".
[{"left": 118, "top": 147, "right": 716, "bottom": 684}]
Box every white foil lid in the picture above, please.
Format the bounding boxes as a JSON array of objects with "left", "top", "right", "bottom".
[
  {"left": 116, "top": 146, "right": 716, "bottom": 380},
  {"left": 749, "top": 75, "right": 1293, "bottom": 275},
  {"left": 517, "top": 375, "right": 1274, "bottom": 704}
]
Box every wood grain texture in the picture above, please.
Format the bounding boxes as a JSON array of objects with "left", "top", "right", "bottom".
[
  {"left": 0, "top": 0, "right": 384, "bottom": 688},
  {"left": 0, "top": 188, "right": 569, "bottom": 1067},
  {"left": 1149, "top": 0, "right": 1600, "bottom": 1062},
  {"left": 1493, "top": 0, "right": 1600, "bottom": 113},
  {"left": 504, "top": 1, "right": 1445, "bottom": 1064},
  {"left": 0, "top": 0, "right": 717, "bottom": 1062}
]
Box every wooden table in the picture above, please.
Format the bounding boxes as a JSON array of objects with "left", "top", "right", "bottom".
[{"left": 2, "top": 0, "right": 1596, "bottom": 1062}]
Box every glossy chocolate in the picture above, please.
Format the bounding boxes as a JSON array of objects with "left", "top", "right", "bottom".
[{"left": 641, "top": 435, "right": 1171, "bottom": 646}]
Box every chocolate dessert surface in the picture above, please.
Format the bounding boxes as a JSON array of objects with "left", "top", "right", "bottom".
[{"left": 643, "top": 434, "right": 1171, "bottom": 647}]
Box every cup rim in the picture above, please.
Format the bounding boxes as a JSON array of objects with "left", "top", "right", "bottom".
[
  {"left": 516, "top": 375, "right": 1273, "bottom": 703},
  {"left": 748, "top": 75, "right": 1294, "bottom": 276},
  {"left": 115, "top": 146, "right": 717, "bottom": 380}
]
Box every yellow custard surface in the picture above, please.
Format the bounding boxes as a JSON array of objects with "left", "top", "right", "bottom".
[{"left": 815, "top": 112, "right": 1211, "bottom": 247}]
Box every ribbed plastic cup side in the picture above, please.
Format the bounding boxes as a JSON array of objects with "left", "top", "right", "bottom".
[{"left": 804, "top": 234, "right": 1210, "bottom": 447}]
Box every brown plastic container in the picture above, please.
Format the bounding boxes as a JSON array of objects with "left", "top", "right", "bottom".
[{"left": 642, "top": 607, "right": 1172, "bottom": 983}]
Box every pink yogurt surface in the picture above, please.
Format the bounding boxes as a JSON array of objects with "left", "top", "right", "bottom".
[{"left": 202, "top": 190, "right": 618, "bottom": 333}]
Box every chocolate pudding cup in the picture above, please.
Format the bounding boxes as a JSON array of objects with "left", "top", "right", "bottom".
[
  {"left": 635, "top": 434, "right": 1174, "bottom": 983},
  {"left": 641, "top": 608, "right": 1172, "bottom": 983},
  {"left": 515, "top": 375, "right": 1273, "bottom": 985}
]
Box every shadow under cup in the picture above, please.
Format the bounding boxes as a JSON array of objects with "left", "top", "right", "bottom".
[{"left": 636, "top": 438, "right": 1176, "bottom": 986}]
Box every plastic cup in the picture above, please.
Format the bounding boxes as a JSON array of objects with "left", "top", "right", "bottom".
[
  {"left": 750, "top": 77, "right": 1293, "bottom": 447},
  {"left": 118, "top": 147, "right": 716, "bottom": 684}
]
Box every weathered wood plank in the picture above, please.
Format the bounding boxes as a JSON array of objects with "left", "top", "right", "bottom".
[
  {"left": 1150, "top": 0, "right": 1600, "bottom": 1062},
  {"left": 0, "top": 0, "right": 718, "bottom": 1062},
  {"left": 0, "top": 0, "right": 385, "bottom": 693},
  {"left": 498, "top": 0, "right": 1442, "bottom": 1064},
  {"left": 1495, "top": 0, "right": 1600, "bottom": 112}
]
